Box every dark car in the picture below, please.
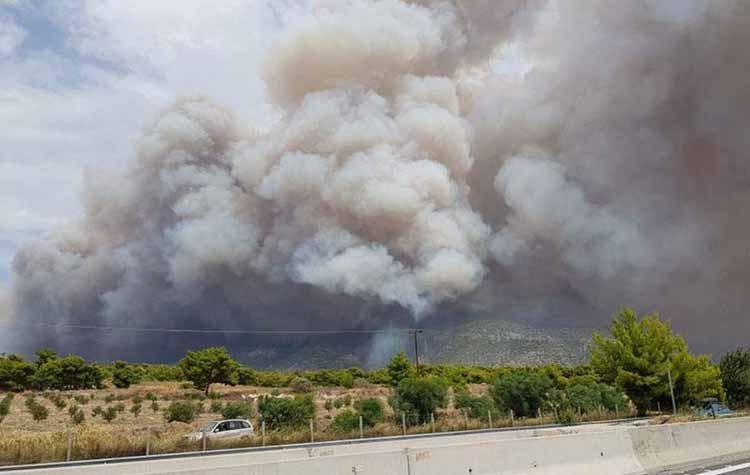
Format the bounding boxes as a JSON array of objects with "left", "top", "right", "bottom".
[{"left": 697, "top": 398, "right": 732, "bottom": 417}]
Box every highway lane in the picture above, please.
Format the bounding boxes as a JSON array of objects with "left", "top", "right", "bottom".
[{"left": 657, "top": 458, "right": 750, "bottom": 475}]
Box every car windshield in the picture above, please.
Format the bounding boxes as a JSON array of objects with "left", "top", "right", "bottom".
[{"left": 201, "top": 421, "right": 218, "bottom": 432}]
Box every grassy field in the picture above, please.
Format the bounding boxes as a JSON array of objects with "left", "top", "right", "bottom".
[{"left": 0, "top": 380, "right": 626, "bottom": 466}]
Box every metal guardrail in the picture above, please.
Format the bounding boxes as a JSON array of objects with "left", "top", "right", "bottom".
[{"left": 0, "top": 416, "right": 647, "bottom": 472}]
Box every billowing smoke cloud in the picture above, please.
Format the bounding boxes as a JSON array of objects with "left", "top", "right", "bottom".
[{"left": 8, "top": 0, "right": 750, "bottom": 360}]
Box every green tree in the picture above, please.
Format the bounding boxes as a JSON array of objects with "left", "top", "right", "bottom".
[
  {"left": 111, "top": 361, "right": 141, "bottom": 389},
  {"left": 35, "top": 349, "right": 58, "bottom": 368},
  {"left": 454, "top": 392, "right": 494, "bottom": 421},
  {"left": 177, "top": 347, "right": 239, "bottom": 395},
  {"left": 591, "top": 308, "right": 723, "bottom": 415},
  {"left": 387, "top": 352, "right": 415, "bottom": 386},
  {"left": 720, "top": 349, "right": 750, "bottom": 406},
  {"left": 0, "top": 354, "right": 35, "bottom": 391},
  {"left": 330, "top": 409, "right": 360, "bottom": 432},
  {"left": 490, "top": 371, "right": 552, "bottom": 417},
  {"left": 33, "top": 355, "right": 104, "bottom": 390},
  {"left": 389, "top": 376, "right": 448, "bottom": 423}
]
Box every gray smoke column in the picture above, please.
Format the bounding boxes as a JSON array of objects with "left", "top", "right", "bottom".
[{"left": 8, "top": 0, "right": 750, "bottom": 358}]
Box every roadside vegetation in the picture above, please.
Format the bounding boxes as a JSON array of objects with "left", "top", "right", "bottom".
[{"left": 0, "top": 307, "right": 747, "bottom": 466}]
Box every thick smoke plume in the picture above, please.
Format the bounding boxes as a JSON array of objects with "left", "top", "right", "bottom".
[{"left": 8, "top": 0, "right": 750, "bottom": 360}]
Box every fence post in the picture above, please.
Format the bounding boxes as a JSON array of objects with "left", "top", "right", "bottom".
[
  {"left": 430, "top": 412, "right": 435, "bottom": 433},
  {"left": 310, "top": 419, "right": 314, "bottom": 443},
  {"left": 66, "top": 428, "right": 72, "bottom": 462},
  {"left": 577, "top": 407, "right": 582, "bottom": 422},
  {"left": 615, "top": 403, "right": 619, "bottom": 419},
  {"left": 145, "top": 427, "right": 151, "bottom": 456},
  {"left": 402, "top": 412, "right": 407, "bottom": 436},
  {"left": 463, "top": 410, "right": 469, "bottom": 430},
  {"left": 488, "top": 409, "right": 493, "bottom": 429},
  {"left": 261, "top": 420, "right": 266, "bottom": 446},
  {"left": 537, "top": 407, "right": 542, "bottom": 420},
  {"left": 509, "top": 409, "right": 514, "bottom": 427},
  {"left": 202, "top": 429, "right": 207, "bottom": 451},
  {"left": 359, "top": 415, "right": 364, "bottom": 439}
]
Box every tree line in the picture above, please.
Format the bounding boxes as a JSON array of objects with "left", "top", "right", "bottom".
[{"left": 1, "top": 308, "right": 748, "bottom": 419}]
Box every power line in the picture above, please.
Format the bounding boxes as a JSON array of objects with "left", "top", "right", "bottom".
[{"left": 0, "top": 321, "right": 418, "bottom": 335}]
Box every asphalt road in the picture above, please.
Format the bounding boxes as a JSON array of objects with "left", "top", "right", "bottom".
[{"left": 657, "top": 457, "right": 750, "bottom": 475}]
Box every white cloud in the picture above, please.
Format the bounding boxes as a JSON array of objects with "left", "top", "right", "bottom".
[{"left": 0, "top": 14, "right": 25, "bottom": 57}]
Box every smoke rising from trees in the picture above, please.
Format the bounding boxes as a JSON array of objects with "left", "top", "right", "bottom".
[{"left": 6, "top": 0, "right": 750, "bottom": 358}]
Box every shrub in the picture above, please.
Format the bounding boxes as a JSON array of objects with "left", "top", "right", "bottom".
[
  {"left": 33, "top": 355, "right": 104, "bottom": 390},
  {"left": 145, "top": 392, "right": 157, "bottom": 402},
  {"left": 0, "top": 393, "right": 14, "bottom": 419},
  {"left": 237, "top": 367, "right": 258, "bottom": 386},
  {"left": 151, "top": 400, "right": 160, "bottom": 413},
  {"left": 130, "top": 403, "right": 142, "bottom": 417},
  {"left": 104, "top": 394, "right": 115, "bottom": 404},
  {"left": 140, "top": 364, "right": 183, "bottom": 382},
  {"left": 566, "top": 383, "right": 625, "bottom": 414},
  {"left": 164, "top": 401, "right": 199, "bottom": 423},
  {"left": 387, "top": 352, "right": 415, "bottom": 386},
  {"left": 290, "top": 377, "right": 313, "bottom": 393},
  {"left": 324, "top": 399, "right": 333, "bottom": 411},
  {"left": 354, "top": 398, "right": 384, "bottom": 427},
  {"left": 68, "top": 404, "right": 79, "bottom": 417},
  {"left": 210, "top": 400, "right": 224, "bottom": 413},
  {"left": 330, "top": 409, "right": 359, "bottom": 432},
  {"left": 71, "top": 408, "right": 85, "bottom": 425},
  {"left": 208, "top": 392, "right": 223, "bottom": 400},
  {"left": 111, "top": 361, "right": 141, "bottom": 389},
  {"left": 454, "top": 392, "right": 494, "bottom": 421},
  {"left": 304, "top": 370, "right": 354, "bottom": 388},
  {"left": 25, "top": 397, "right": 49, "bottom": 421},
  {"left": 0, "top": 354, "right": 35, "bottom": 391},
  {"left": 113, "top": 402, "right": 126, "bottom": 413},
  {"left": 221, "top": 401, "right": 253, "bottom": 419},
  {"left": 389, "top": 376, "right": 448, "bottom": 423},
  {"left": 333, "top": 398, "right": 344, "bottom": 409},
  {"left": 258, "top": 395, "right": 315, "bottom": 430},
  {"left": 92, "top": 406, "right": 103, "bottom": 417},
  {"left": 102, "top": 407, "right": 118, "bottom": 423},
  {"left": 73, "top": 394, "right": 90, "bottom": 405},
  {"left": 720, "top": 349, "right": 750, "bottom": 406},
  {"left": 490, "top": 371, "right": 553, "bottom": 418},
  {"left": 132, "top": 394, "right": 144, "bottom": 405}
]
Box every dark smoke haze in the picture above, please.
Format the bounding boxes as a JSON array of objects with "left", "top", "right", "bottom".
[{"left": 5, "top": 0, "right": 750, "bottom": 362}]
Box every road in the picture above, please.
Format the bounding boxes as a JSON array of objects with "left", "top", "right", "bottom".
[{"left": 657, "top": 458, "right": 750, "bottom": 475}]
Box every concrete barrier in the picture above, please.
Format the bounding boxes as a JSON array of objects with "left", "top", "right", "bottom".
[{"left": 7, "top": 417, "right": 750, "bottom": 475}]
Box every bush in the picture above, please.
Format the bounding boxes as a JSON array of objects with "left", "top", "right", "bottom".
[
  {"left": 145, "top": 392, "right": 157, "bottom": 402},
  {"left": 140, "top": 364, "right": 183, "bottom": 382},
  {"left": 104, "top": 394, "right": 115, "bottom": 404},
  {"left": 33, "top": 355, "right": 104, "bottom": 390},
  {"left": 130, "top": 403, "right": 142, "bottom": 417},
  {"left": 324, "top": 399, "right": 333, "bottom": 411},
  {"left": 221, "top": 401, "right": 253, "bottom": 419},
  {"left": 237, "top": 367, "right": 258, "bottom": 386},
  {"left": 73, "top": 394, "right": 90, "bottom": 405},
  {"left": 0, "top": 393, "right": 14, "bottom": 419},
  {"left": 25, "top": 397, "right": 49, "bottom": 421},
  {"left": 151, "top": 400, "right": 160, "bottom": 413},
  {"left": 71, "top": 408, "right": 85, "bottom": 425},
  {"left": 164, "top": 400, "right": 199, "bottom": 423},
  {"left": 92, "top": 406, "right": 103, "bottom": 417},
  {"left": 387, "top": 352, "right": 415, "bottom": 386},
  {"left": 132, "top": 394, "right": 144, "bottom": 405},
  {"left": 258, "top": 395, "right": 315, "bottom": 430},
  {"left": 67, "top": 404, "right": 79, "bottom": 417},
  {"left": 389, "top": 376, "right": 448, "bottom": 423},
  {"left": 454, "top": 392, "right": 494, "bottom": 421},
  {"left": 290, "top": 377, "right": 313, "bottom": 393},
  {"left": 354, "top": 398, "right": 384, "bottom": 427},
  {"left": 720, "top": 349, "right": 750, "bottom": 407},
  {"left": 102, "top": 407, "right": 118, "bottom": 423},
  {"left": 304, "top": 370, "right": 354, "bottom": 388},
  {"left": 490, "top": 372, "right": 553, "bottom": 418},
  {"left": 0, "top": 354, "right": 35, "bottom": 391},
  {"left": 111, "top": 361, "right": 141, "bottom": 389},
  {"left": 330, "top": 409, "right": 359, "bottom": 432},
  {"left": 210, "top": 400, "right": 224, "bottom": 413},
  {"left": 566, "top": 383, "right": 625, "bottom": 414},
  {"left": 113, "top": 402, "right": 126, "bottom": 413}
]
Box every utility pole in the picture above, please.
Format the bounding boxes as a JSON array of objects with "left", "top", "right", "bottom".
[
  {"left": 667, "top": 367, "right": 677, "bottom": 415},
  {"left": 412, "top": 329, "right": 423, "bottom": 373}
]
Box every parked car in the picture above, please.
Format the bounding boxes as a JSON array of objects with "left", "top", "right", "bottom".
[
  {"left": 697, "top": 398, "right": 732, "bottom": 418},
  {"left": 185, "top": 419, "right": 254, "bottom": 441}
]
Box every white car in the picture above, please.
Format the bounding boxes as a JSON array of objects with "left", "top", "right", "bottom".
[{"left": 186, "top": 419, "right": 254, "bottom": 441}]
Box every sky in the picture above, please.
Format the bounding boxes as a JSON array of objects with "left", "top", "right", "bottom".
[{"left": 0, "top": 0, "right": 294, "bottom": 283}]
